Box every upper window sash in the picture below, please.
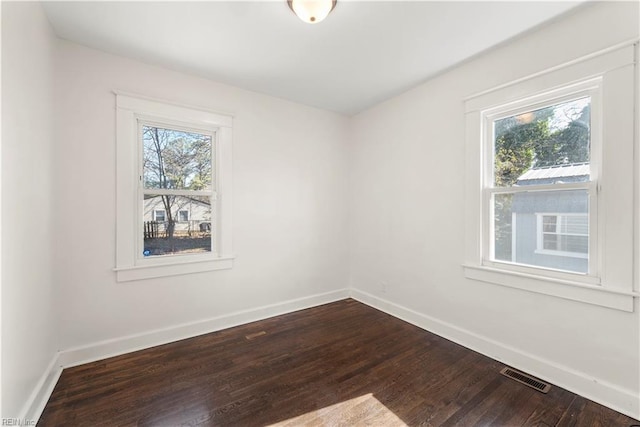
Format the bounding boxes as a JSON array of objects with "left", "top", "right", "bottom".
[
  {"left": 481, "top": 83, "right": 602, "bottom": 191},
  {"left": 137, "top": 119, "right": 217, "bottom": 193},
  {"left": 485, "top": 181, "right": 592, "bottom": 195}
]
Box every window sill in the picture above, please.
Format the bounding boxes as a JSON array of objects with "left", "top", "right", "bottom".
[
  {"left": 463, "top": 264, "right": 638, "bottom": 312},
  {"left": 115, "top": 256, "right": 234, "bottom": 282}
]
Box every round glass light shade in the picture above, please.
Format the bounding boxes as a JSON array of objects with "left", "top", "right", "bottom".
[{"left": 288, "top": 0, "right": 337, "bottom": 24}]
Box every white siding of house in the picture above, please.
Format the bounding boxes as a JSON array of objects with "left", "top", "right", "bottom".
[{"left": 143, "top": 196, "right": 211, "bottom": 234}]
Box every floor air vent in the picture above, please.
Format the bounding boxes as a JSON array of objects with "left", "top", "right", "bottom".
[{"left": 500, "top": 367, "right": 551, "bottom": 394}]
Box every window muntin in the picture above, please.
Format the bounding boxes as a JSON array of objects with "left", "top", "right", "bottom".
[
  {"left": 139, "top": 123, "right": 215, "bottom": 259},
  {"left": 485, "top": 95, "right": 596, "bottom": 276}
]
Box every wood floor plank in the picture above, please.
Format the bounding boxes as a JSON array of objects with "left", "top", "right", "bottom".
[{"left": 38, "top": 299, "right": 639, "bottom": 426}]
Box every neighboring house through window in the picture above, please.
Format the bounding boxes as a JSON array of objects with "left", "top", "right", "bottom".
[
  {"left": 536, "top": 213, "right": 588, "bottom": 259},
  {"left": 510, "top": 162, "right": 591, "bottom": 271}
]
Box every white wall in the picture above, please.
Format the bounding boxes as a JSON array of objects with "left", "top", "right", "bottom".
[
  {"left": 1, "top": 2, "right": 58, "bottom": 418},
  {"left": 349, "top": 0, "right": 639, "bottom": 417},
  {"left": 3, "top": 0, "right": 639, "bottom": 420},
  {"left": 53, "top": 41, "right": 351, "bottom": 351}
]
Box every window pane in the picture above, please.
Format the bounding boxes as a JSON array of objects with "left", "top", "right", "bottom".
[
  {"left": 493, "top": 189, "right": 588, "bottom": 273},
  {"left": 493, "top": 97, "right": 590, "bottom": 188},
  {"left": 543, "top": 234, "right": 558, "bottom": 250},
  {"left": 142, "top": 125, "right": 213, "bottom": 191},
  {"left": 563, "top": 235, "right": 588, "bottom": 253},
  {"left": 493, "top": 193, "right": 514, "bottom": 262},
  {"left": 143, "top": 195, "right": 212, "bottom": 257},
  {"left": 562, "top": 215, "right": 588, "bottom": 235},
  {"left": 542, "top": 215, "right": 556, "bottom": 232}
]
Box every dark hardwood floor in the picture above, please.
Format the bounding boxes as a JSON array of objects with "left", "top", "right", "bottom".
[{"left": 39, "top": 299, "right": 639, "bottom": 426}]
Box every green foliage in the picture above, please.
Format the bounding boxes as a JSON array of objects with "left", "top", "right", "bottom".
[
  {"left": 492, "top": 101, "right": 590, "bottom": 259},
  {"left": 494, "top": 103, "right": 590, "bottom": 187},
  {"left": 546, "top": 106, "right": 590, "bottom": 167},
  {"left": 494, "top": 121, "right": 541, "bottom": 187}
]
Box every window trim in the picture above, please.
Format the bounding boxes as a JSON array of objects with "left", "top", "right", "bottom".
[
  {"left": 463, "top": 44, "right": 638, "bottom": 312},
  {"left": 137, "top": 121, "right": 216, "bottom": 263},
  {"left": 115, "top": 93, "right": 234, "bottom": 282}
]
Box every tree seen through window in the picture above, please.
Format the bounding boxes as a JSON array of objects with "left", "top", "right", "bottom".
[{"left": 142, "top": 125, "right": 213, "bottom": 256}]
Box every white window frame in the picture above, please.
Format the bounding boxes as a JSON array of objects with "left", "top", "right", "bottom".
[
  {"left": 115, "top": 93, "right": 234, "bottom": 282},
  {"left": 481, "top": 85, "right": 600, "bottom": 282},
  {"left": 535, "top": 213, "right": 589, "bottom": 259},
  {"left": 153, "top": 209, "right": 166, "bottom": 223},
  {"left": 137, "top": 120, "right": 216, "bottom": 260},
  {"left": 464, "top": 44, "right": 638, "bottom": 312}
]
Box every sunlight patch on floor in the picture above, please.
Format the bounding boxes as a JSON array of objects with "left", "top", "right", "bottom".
[{"left": 267, "top": 393, "right": 408, "bottom": 426}]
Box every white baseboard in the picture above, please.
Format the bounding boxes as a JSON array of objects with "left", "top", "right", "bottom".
[
  {"left": 350, "top": 288, "right": 640, "bottom": 421},
  {"left": 21, "top": 287, "right": 639, "bottom": 423},
  {"left": 27, "top": 288, "right": 349, "bottom": 422},
  {"left": 20, "top": 354, "right": 63, "bottom": 424},
  {"left": 59, "top": 288, "right": 350, "bottom": 368}
]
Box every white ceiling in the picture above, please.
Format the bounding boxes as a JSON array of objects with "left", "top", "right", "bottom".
[{"left": 42, "top": 1, "right": 583, "bottom": 115}]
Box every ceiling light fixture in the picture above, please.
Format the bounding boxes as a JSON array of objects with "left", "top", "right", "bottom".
[{"left": 287, "top": 0, "right": 337, "bottom": 24}]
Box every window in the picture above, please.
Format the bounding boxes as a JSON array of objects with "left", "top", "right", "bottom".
[
  {"left": 153, "top": 209, "right": 166, "bottom": 222},
  {"left": 141, "top": 124, "right": 213, "bottom": 257},
  {"left": 488, "top": 96, "right": 595, "bottom": 276},
  {"left": 464, "top": 44, "right": 637, "bottom": 311},
  {"left": 115, "top": 94, "right": 234, "bottom": 281},
  {"left": 536, "top": 214, "right": 588, "bottom": 259}
]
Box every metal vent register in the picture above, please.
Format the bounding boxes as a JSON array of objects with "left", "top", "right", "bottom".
[{"left": 500, "top": 367, "right": 551, "bottom": 394}]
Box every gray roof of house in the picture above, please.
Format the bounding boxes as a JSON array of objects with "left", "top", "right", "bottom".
[{"left": 517, "top": 162, "right": 590, "bottom": 182}]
